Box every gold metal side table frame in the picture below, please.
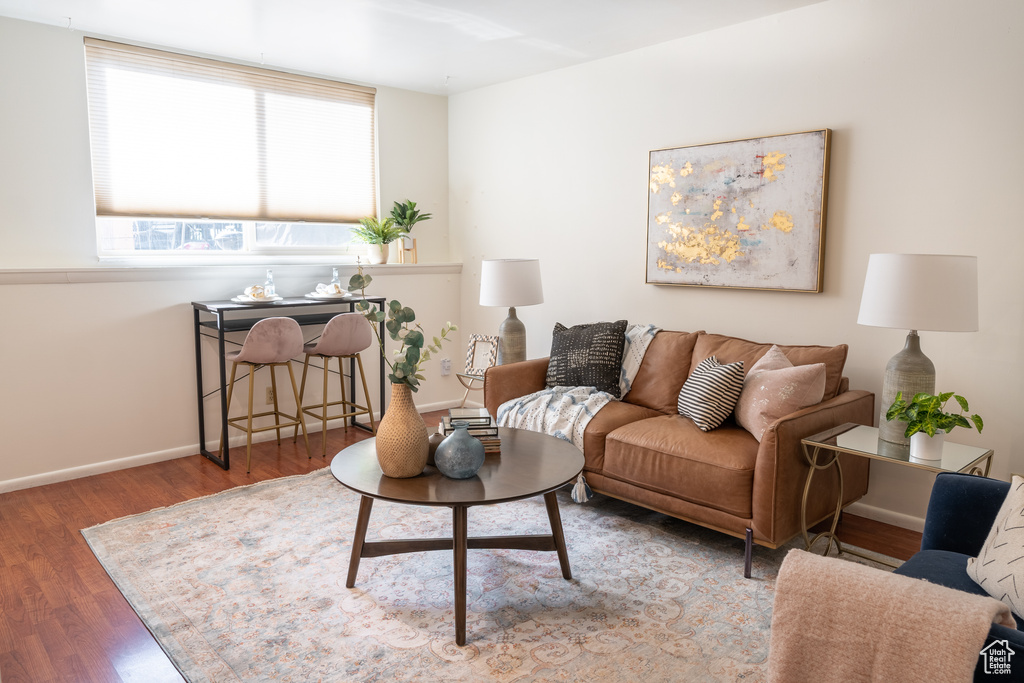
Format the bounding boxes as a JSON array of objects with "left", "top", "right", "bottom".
[{"left": 800, "top": 423, "right": 995, "bottom": 568}]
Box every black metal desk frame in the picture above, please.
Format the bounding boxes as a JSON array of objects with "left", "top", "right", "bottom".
[{"left": 192, "top": 296, "right": 387, "bottom": 470}]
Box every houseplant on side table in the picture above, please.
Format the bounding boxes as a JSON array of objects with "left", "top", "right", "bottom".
[
  {"left": 350, "top": 268, "right": 457, "bottom": 477},
  {"left": 885, "top": 391, "right": 984, "bottom": 461}
]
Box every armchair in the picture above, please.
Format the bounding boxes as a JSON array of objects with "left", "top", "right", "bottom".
[{"left": 894, "top": 472, "right": 1024, "bottom": 674}]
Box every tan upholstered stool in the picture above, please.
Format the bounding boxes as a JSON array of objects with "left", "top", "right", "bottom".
[
  {"left": 294, "top": 313, "right": 376, "bottom": 456},
  {"left": 219, "top": 317, "right": 312, "bottom": 472}
]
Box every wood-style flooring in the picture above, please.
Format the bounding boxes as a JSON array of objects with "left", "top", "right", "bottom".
[{"left": 0, "top": 411, "right": 922, "bottom": 682}]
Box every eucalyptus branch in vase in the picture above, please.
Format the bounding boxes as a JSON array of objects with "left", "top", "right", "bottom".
[{"left": 349, "top": 266, "right": 457, "bottom": 392}]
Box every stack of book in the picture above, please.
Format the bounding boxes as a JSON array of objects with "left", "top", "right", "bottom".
[{"left": 438, "top": 407, "right": 500, "bottom": 454}]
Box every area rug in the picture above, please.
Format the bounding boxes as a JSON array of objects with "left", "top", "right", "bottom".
[{"left": 83, "top": 468, "right": 896, "bottom": 682}]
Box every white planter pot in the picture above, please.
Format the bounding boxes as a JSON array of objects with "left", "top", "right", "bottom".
[
  {"left": 910, "top": 430, "right": 944, "bottom": 461},
  {"left": 365, "top": 244, "right": 388, "bottom": 265}
]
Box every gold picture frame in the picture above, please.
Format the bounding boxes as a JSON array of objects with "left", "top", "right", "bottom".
[{"left": 646, "top": 129, "right": 831, "bottom": 293}]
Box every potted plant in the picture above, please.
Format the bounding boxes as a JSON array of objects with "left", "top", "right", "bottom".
[
  {"left": 885, "top": 391, "right": 984, "bottom": 460},
  {"left": 348, "top": 267, "right": 457, "bottom": 478},
  {"left": 389, "top": 200, "right": 432, "bottom": 263},
  {"left": 351, "top": 216, "right": 406, "bottom": 264}
]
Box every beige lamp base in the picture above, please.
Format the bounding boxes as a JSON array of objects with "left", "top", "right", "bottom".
[
  {"left": 878, "top": 330, "right": 935, "bottom": 446},
  {"left": 497, "top": 307, "right": 526, "bottom": 365}
]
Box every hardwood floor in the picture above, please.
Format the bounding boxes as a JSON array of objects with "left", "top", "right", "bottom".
[{"left": 0, "top": 412, "right": 923, "bottom": 682}]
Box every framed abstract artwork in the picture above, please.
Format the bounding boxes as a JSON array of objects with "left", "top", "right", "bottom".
[{"left": 646, "top": 129, "right": 831, "bottom": 293}]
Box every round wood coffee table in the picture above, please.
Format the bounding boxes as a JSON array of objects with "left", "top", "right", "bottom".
[{"left": 331, "top": 427, "right": 585, "bottom": 646}]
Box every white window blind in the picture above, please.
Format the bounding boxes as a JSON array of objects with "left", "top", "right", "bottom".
[{"left": 84, "top": 38, "right": 377, "bottom": 224}]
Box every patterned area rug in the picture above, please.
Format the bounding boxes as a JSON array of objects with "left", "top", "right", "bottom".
[{"left": 83, "top": 468, "right": 895, "bottom": 682}]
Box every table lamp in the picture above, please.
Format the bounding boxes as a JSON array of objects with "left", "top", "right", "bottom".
[
  {"left": 480, "top": 259, "right": 544, "bottom": 365},
  {"left": 857, "top": 253, "right": 978, "bottom": 445}
]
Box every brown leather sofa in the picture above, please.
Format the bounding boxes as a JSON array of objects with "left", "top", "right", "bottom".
[{"left": 484, "top": 330, "right": 875, "bottom": 577}]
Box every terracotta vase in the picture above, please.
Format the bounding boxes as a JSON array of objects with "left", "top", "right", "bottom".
[{"left": 374, "top": 383, "right": 428, "bottom": 478}]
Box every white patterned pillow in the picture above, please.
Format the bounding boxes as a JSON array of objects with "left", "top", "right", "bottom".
[
  {"left": 677, "top": 356, "right": 745, "bottom": 432},
  {"left": 967, "top": 476, "right": 1024, "bottom": 616}
]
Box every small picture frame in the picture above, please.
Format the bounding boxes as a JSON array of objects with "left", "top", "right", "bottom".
[{"left": 464, "top": 334, "right": 498, "bottom": 376}]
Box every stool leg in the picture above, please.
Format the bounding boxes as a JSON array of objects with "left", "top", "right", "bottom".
[
  {"left": 219, "top": 361, "right": 239, "bottom": 456},
  {"left": 294, "top": 353, "right": 312, "bottom": 443},
  {"left": 270, "top": 365, "right": 282, "bottom": 445},
  {"left": 339, "top": 356, "right": 349, "bottom": 434},
  {"left": 356, "top": 354, "right": 376, "bottom": 433},
  {"left": 319, "top": 355, "right": 331, "bottom": 456},
  {"left": 246, "top": 363, "right": 256, "bottom": 473},
  {"left": 288, "top": 361, "right": 312, "bottom": 459}
]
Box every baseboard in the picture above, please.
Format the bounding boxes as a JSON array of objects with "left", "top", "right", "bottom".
[
  {"left": 0, "top": 399, "right": 466, "bottom": 494},
  {"left": 0, "top": 445, "right": 198, "bottom": 494},
  {"left": 844, "top": 501, "right": 925, "bottom": 533}
]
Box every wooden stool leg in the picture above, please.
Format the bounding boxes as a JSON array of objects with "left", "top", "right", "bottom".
[
  {"left": 270, "top": 364, "right": 282, "bottom": 445},
  {"left": 318, "top": 355, "right": 330, "bottom": 456},
  {"left": 339, "top": 355, "right": 349, "bottom": 433},
  {"left": 245, "top": 363, "right": 256, "bottom": 473},
  {"left": 294, "top": 354, "right": 312, "bottom": 443},
  {"left": 356, "top": 354, "right": 376, "bottom": 433},
  {"left": 288, "top": 361, "right": 312, "bottom": 459}
]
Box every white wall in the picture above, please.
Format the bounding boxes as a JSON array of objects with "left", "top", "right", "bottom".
[
  {"left": 449, "top": 0, "right": 1024, "bottom": 528},
  {"left": 0, "top": 16, "right": 463, "bottom": 490}
]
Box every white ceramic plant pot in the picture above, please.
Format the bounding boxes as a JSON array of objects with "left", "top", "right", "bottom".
[
  {"left": 365, "top": 243, "right": 388, "bottom": 265},
  {"left": 910, "top": 430, "right": 944, "bottom": 461}
]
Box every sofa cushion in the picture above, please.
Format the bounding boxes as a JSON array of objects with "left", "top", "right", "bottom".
[
  {"left": 622, "top": 330, "right": 701, "bottom": 414},
  {"left": 735, "top": 345, "right": 826, "bottom": 442},
  {"left": 692, "top": 333, "right": 848, "bottom": 400},
  {"left": 677, "top": 356, "right": 745, "bottom": 432},
  {"left": 581, "top": 401, "right": 662, "bottom": 472},
  {"left": 546, "top": 320, "right": 628, "bottom": 397},
  {"left": 603, "top": 414, "right": 759, "bottom": 519}
]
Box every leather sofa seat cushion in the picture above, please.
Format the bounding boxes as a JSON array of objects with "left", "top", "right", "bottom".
[
  {"left": 692, "top": 333, "right": 848, "bottom": 400},
  {"left": 603, "top": 414, "right": 759, "bottom": 518},
  {"left": 581, "top": 401, "right": 662, "bottom": 472},
  {"left": 622, "top": 330, "right": 701, "bottom": 414}
]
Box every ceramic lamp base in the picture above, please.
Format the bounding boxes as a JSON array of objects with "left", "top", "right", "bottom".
[
  {"left": 879, "top": 331, "right": 935, "bottom": 446},
  {"left": 497, "top": 307, "right": 526, "bottom": 365}
]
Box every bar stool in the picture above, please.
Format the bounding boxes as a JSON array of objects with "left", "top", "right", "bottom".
[
  {"left": 295, "top": 313, "right": 377, "bottom": 456},
  {"left": 220, "top": 317, "right": 312, "bottom": 472}
]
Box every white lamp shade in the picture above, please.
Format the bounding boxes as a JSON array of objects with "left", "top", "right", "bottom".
[
  {"left": 857, "top": 254, "right": 978, "bottom": 332},
  {"left": 479, "top": 259, "right": 544, "bottom": 307}
]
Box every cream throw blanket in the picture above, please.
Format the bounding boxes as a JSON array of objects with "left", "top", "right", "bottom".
[{"left": 768, "top": 549, "right": 1016, "bottom": 683}]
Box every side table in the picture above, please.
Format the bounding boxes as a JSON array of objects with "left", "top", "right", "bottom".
[{"left": 800, "top": 423, "right": 994, "bottom": 566}]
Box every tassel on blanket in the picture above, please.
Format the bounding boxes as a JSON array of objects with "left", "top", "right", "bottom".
[{"left": 570, "top": 473, "right": 593, "bottom": 503}]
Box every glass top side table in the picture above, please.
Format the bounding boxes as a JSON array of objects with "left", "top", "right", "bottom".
[{"left": 799, "top": 423, "right": 994, "bottom": 566}]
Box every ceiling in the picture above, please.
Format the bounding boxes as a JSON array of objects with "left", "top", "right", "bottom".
[{"left": 0, "top": 0, "right": 826, "bottom": 95}]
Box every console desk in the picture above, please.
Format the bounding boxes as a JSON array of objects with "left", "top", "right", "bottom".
[{"left": 192, "top": 296, "right": 387, "bottom": 470}]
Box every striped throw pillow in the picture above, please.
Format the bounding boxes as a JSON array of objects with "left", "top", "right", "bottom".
[{"left": 677, "top": 356, "right": 745, "bottom": 431}]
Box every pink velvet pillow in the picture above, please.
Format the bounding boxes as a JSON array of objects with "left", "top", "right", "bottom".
[{"left": 735, "top": 345, "right": 826, "bottom": 442}]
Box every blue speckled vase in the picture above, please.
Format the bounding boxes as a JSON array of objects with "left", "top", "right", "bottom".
[{"left": 434, "top": 421, "right": 486, "bottom": 479}]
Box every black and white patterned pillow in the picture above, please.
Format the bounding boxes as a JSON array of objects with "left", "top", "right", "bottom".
[
  {"left": 546, "top": 320, "right": 628, "bottom": 398},
  {"left": 677, "top": 356, "right": 745, "bottom": 431}
]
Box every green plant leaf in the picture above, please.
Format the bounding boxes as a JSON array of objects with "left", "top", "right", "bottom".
[
  {"left": 395, "top": 307, "right": 416, "bottom": 324},
  {"left": 404, "top": 330, "right": 425, "bottom": 348},
  {"left": 385, "top": 319, "right": 402, "bottom": 339},
  {"left": 972, "top": 414, "right": 984, "bottom": 432},
  {"left": 406, "top": 346, "right": 420, "bottom": 366},
  {"left": 954, "top": 394, "right": 970, "bottom": 412}
]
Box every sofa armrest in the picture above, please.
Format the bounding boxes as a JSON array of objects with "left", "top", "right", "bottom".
[
  {"left": 920, "top": 472, "right": 1009, "bottom": 555},
  {"left": 483, "top": 357, "right": 549, "bottom": 418},
  {"left": 752, "top": 389, "right": 875, "bottom": 545}
]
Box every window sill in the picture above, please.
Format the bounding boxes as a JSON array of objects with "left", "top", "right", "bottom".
[{"left": 0, "top": 262, "right": 463, "bottom": 285}]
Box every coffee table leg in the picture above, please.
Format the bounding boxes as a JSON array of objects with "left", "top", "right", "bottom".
[
  {"left": 346, "top": 495, "right": 374, "bottom": 588},
  {"left": 543, "top": 491, "right": 572, "bottom": 580},
  {"left": 453, "top": 505, "right": 468, "bottom": 646}
]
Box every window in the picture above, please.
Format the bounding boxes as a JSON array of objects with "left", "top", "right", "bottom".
[{"left": 84, "top": 39, "right": 377, "bottom": 256}]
